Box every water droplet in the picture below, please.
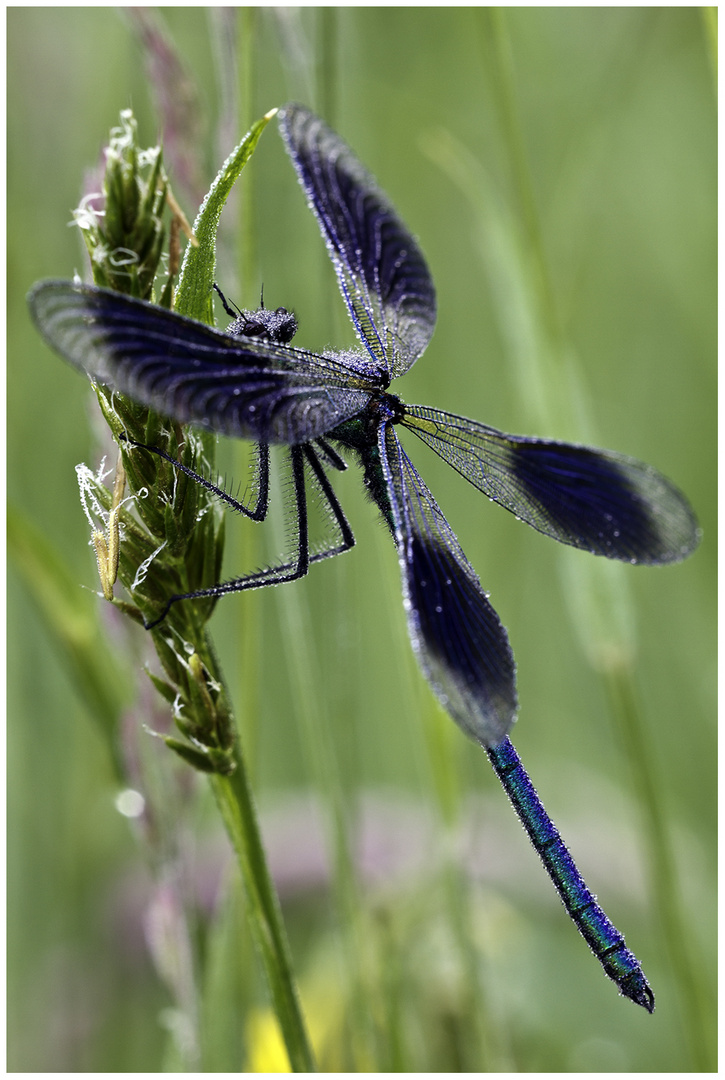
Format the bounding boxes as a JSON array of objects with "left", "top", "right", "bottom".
[{"left": 115, "top": 788, "right": 145, "bottom": 818}]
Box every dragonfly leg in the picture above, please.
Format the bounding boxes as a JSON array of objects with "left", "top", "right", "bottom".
[
  {"left": 143, "top": 444, "right": 320, "bottom": 629},
  {"left": 304, "top": 441, "right": 355, "bottom": 566},
  {"left": 313, "top": 436, "right": 348, "bottom": 473},
  {"left": 212, "top": 282, "right": 239, "bottom": 321},
  {"left": 120, "top": 433, "right": 270, "bottom": 521}
]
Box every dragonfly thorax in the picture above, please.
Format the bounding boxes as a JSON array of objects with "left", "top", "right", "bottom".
[
  {"left": 372, "top": 390, "right": 405, "bottom": 424},
  {"left": 331, "top": 390, "right": 404, "bottom": 448}
]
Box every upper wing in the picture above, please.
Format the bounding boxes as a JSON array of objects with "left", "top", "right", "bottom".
[
  {"left": 379, "top": 423, "right": 517, "bottom": 747},
  {"left": 28, "top": 281, "right": 374, "bottom": 445},
  {"left": 403, "top": 405, "right": 699, "bottom": 564},
  {"left": 279, "top": 104, "right": 437, "bottom": 379}
]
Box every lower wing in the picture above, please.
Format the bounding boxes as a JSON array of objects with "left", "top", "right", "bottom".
[{"left": 378, "top": 422, "right": 517, "bottom": 747}]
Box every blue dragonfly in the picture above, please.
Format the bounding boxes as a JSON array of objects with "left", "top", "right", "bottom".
[{"left": 28, "top": 104, "right": 699, "bottom": 1012}]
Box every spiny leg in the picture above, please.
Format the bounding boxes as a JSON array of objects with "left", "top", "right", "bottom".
[
  {"left": 212, "top": 282, "right": 239, "bottom": 320},
  {"left": 304, "top": 440, "right": 355, "bottom": 566},
  {"left": 125, "top": 434, "right": 356, "bottom": 629},
  {"left": 120, "top": 432, "right": 270, "bottom": 521},
  {"left": 143, "top": 444, "right": 311, "bottom": 629}
]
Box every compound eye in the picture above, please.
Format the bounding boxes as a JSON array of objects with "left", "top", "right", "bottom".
[
  {"left": 243, "top": 320, "right": 265, "bottom": 337},
  {"left": 275, "top": 307, "right": 288, "bottom": 316}
]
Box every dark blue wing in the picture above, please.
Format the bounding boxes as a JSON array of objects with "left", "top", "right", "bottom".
[
  {"left": 403, "top": 405, "right": 699, "bottom": 564},
  {"left": 28, "top": 281, "right": 374, "bottom": 445},
  {"left": 378, "top": 423, "right": 517, "bottom": 747},
  {"left": 279, "top": 104, "right": 437, "bottom": 379}
]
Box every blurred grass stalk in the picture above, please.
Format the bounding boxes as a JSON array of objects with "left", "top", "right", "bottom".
[
  {"left": 270, "top": 550, "right": 379, "bottom": 1069},
  {"left": 262, "top": 19, "right": 392, "bottom": 1069},
  {"left": 423, "top": 8, "right": 710, "bottom": 1068},
  {"left": 700, "top": 6, "right": 717, "bottom": 87}
]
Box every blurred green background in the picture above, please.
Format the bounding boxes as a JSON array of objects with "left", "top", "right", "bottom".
[{"left": 8, "top": 8, "right": 715, "bottom": 1072}]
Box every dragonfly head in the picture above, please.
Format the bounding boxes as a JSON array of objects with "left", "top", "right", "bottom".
[{"left": 226, "top": 305, "right": 298, "bottom": 346}]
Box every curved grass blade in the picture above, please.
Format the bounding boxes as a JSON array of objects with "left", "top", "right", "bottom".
[{"left": 175, "top": 107, "right": 279, "bottom": 322}]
